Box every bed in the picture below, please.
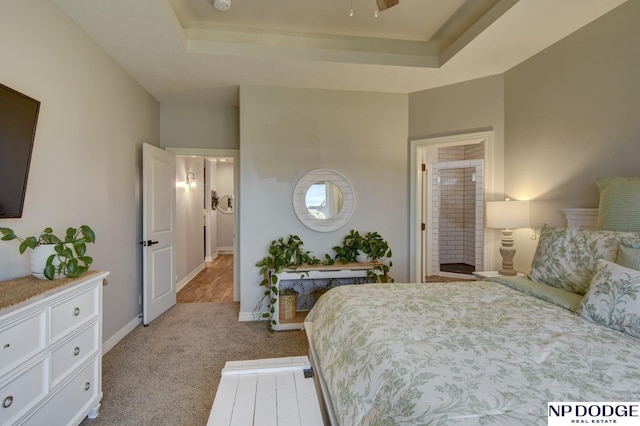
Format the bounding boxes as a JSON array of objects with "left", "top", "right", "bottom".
[{"left": 305, "top": 177, "right": 640, "bottom": 425}]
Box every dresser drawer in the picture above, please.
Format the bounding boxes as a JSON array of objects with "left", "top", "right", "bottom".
[
  {"left": 50, "top": 286, "right": 98, "bottom": 343},
  {"left": 21, "top": 357, "right": 99, "bottom": 426},
  {"left": 0, "top": 310, "right": 46, "bottom": 379},
  {"left": 51, "top": 322, "right": 99, "bottom": 388},
  {"left": 0, "top": 358, "right": 48, "bottom": 426}
]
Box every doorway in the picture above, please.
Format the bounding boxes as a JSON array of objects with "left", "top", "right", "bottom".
[
  {"left": 409, "top": 131, "right": 495, "bottom": 282},
  {"left": 166, "top": 148, "right": 240, "bottom": 302},
  {"left": 430, "top": 158, "right": 484, "bottom": 279}
]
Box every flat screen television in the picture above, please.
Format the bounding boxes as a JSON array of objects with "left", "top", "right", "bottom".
[{"left": 0, "top": 83, "right": 40, "bottom": 218}]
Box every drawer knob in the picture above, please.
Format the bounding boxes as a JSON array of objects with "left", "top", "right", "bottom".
[
  {"left": 74, "top": 346, "right": 81, "bottom": 356},
  {"left": 2, "top": 396, "right": 13, "bottom": 408},
  {"left": 84, "top": 382, "right": 91, "bottom": 391},
  {"left": 3, "top": 343, "right": 9, "bottom": 349},
  {"left": 73, "top": 307, "right": 81, "bottom": 316}
]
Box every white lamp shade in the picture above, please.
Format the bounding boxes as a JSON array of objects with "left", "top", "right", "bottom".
[{"left": 486, "top": 200, "right": 530, "bottom": 229}]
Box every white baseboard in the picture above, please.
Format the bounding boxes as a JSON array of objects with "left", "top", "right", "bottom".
[
  {"left": 205, "top": 252, "right": 219, "bottom": 262},
  {"left": 103, "top": 314, "right": 142, "bottom": 355},
  {"left": 176, "top": 262, "right": 206, "bottom": 293},
  {"left": 218, "top": 247, "right": 234, "bottom": 255}
]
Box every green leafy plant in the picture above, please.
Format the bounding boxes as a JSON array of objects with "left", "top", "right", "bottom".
[
  {"left": 333, "top": 230, "right": 393, "bottom": 282},
  {"left": 256, "top": 235, "right": 320, "bottom": 331},
  {"left": 0, "top": 225, "right": 96, "bottom": 280}
]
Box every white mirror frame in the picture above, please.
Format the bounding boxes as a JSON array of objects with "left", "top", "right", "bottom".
[
  {"left": 293, "top": 169, "right": 355, "bottom": 232},
  {"left": 218, "top": 193, "right": 234, "bottom": 214}
]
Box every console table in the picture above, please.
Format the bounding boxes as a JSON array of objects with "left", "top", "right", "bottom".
[{"left": 270, "top": 263, "right": 382, "bottom": 331}]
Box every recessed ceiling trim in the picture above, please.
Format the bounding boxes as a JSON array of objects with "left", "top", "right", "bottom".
[
  {"left": 440, "top": 0, "right": 520, "bottom": 65},
  {"left": 187, "top": 29, "right": 441, "bottom": 68},
  {"left": 160, "top": 0, "right": 188, "bottom": 49},
  {"left": 179, "top": 1, "right": 518, "bottom": 69},
  {"left": 188, "top": 38, "right": 440, "bottom": 68}
]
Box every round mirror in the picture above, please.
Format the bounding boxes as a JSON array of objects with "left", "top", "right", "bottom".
[
  {"left": 218, "top": 193, "right": 234, "bottom": 214},
  {"left": 304, "top": 181, "right": 344, "bottom": 220},
  {"left": 293, "top": 169, "right": 354, "bottom": 232}
]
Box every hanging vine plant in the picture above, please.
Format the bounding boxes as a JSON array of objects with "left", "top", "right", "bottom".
[{"left": 256, "top": 235, "right": 320, "bottom": 332}]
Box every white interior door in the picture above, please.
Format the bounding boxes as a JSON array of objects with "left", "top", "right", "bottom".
[{"left": 142, "top": 143, "right": 176, "bottom": 325}]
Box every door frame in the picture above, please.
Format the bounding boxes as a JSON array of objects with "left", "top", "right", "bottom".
[
  {"left": 409, "top": 131, "right": 497, "bottom": 282},
  {"left": 166, "top": 147, "right": 240, "bottom": 301}
]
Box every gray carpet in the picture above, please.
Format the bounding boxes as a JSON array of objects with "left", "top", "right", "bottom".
[{"left": 81, "top": 302, "right": 308, "bottom": 426}]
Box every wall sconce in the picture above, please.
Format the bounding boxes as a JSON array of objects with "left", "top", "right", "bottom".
[{"left": 186, "top": 172, "right": 197, "bottom": 189}]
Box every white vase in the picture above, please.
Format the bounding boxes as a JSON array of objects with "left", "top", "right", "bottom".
[
  {"left": 30, "top": 245, "right": 63, "bottom": 280},
  {"left": 355, "top": 251, "right": 371, "bottom": 263}
]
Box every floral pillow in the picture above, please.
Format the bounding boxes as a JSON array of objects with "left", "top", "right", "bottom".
[
  {"left": 579, "top": 259, "right": 640, "bottom": 339},
  {"left": 530, "top": 225, "right": 628, "bottom": 295}
]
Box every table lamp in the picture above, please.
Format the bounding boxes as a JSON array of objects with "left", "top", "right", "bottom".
[{"left": 486, "top": 200, "right": 530, "bottom": 276}]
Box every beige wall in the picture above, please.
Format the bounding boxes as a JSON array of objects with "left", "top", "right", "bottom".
[
  {"left": 239, "top": 86, "right": 408, "bottom": 319},
  {"left": 409, "top": 74, "right": 506, "bottom": 198},
  {"left": 160, "top": 103, "right": 239, "bottom": 150},
  {"left": 175, "top": 156, "right": 205, "bottom": 284},
  {"left": 504, "top": 0, "right": 640, "bottom": 271},
  {"left": 0, "top": 1, "right": 160, "bottom": 345}
]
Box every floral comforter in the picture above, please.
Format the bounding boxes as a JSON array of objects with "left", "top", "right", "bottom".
[{"left": 307, "top": 280, "right": 640, "bottom": 425}]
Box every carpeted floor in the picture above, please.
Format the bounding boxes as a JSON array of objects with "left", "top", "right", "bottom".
[{"left": 81, "top": 302, "right": 308, "bottom": 425}]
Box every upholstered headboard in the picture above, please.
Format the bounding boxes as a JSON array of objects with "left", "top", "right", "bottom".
[{"left": 561, "top": 208, "right": 598, "bottom": 229}]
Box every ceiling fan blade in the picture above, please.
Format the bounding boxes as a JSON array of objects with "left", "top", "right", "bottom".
[{"left": 376, "top": 0, "right": 399, "bottom": 11}]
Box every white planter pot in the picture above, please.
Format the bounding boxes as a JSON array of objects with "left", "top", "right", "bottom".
[
  {"left": 30, "top": 245, "right": 64, "bottom": 280},
  {"left": 356, "top": 252, "right": 371, "bottom": 263}
]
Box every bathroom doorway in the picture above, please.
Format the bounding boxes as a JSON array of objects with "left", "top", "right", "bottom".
[
  {"left": 409, "top": 131, "right": 495, "bottom": 282},
  {"left": 430, "top": 158, "right": 484, "bottom": 279}
]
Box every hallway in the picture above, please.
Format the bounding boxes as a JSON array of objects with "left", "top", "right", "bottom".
[{"left": 177, "top": 255, "right": 234, "bottom": 303}]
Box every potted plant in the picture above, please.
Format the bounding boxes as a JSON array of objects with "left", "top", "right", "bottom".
[
  {"left": 0, "top": 225, "right": 96, "bottom": 280},
  {"left": 333, "top": 230, "right": 393, "bottom": 282},
  {"left": 256, "top": 235, "right": 320, "bottom": 331}
]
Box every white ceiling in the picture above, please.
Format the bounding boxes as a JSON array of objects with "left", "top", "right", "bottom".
[{"left": 52, "top": 0, "right": 627, "bottom": 106}]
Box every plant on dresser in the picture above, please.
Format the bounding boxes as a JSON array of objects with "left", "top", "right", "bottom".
[{"left": 0, "top": 225, "right": 96, "bottom": 280}]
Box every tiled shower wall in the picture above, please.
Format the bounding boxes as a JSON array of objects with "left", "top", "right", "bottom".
[{"left": 437, "top": 143, "right": 484, "bottom": 268}]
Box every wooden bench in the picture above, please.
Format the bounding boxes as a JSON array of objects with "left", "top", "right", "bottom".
[{"left": 207, "top": 356, "right": 323, "bottom": 426}]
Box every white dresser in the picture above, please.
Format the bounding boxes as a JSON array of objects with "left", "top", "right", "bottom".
[{"left": 0, "top": 271, "right": 108, "bottom": 426}]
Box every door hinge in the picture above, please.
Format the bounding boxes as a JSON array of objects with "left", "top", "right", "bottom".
[
  {"left": 421, "top": 163, "right": 426, "bottom": 172},
  {"left": 421, "top": 223, "right": 426, "bottom": 231}
]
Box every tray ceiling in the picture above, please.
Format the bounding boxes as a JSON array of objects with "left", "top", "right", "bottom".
[{"left": 52, "top": 0, "right": 627, "bottom": 105}]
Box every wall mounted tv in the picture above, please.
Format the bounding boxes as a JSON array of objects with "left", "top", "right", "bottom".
[{"left": 0, "top": 83, "right": 40, "bottom": 218}]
